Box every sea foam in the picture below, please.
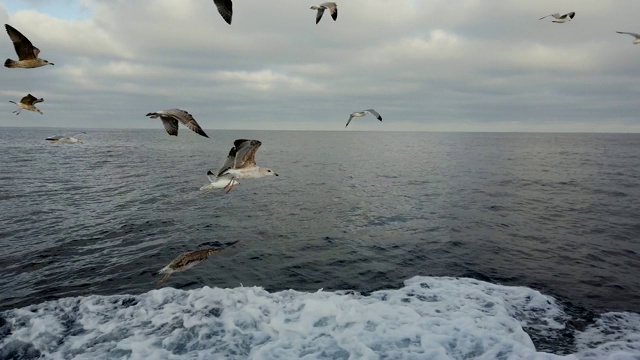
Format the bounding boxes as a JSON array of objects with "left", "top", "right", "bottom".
[{"left": 1, "top": 276, "right": 638, "bottom": 359}]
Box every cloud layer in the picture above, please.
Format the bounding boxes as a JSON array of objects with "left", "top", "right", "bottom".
[{"left": 1, "top": 0, "right": 640, "bottom": 132}]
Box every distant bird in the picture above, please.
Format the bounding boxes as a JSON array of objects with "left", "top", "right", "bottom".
[
  {"left": 46, "top": 132, "right": 85, "bottom": 144},
  {"left": 145, "top": 109, "right": 209, "bottom": 138},
  {"left": 345, "top": 109, "right": 383, "bottom": 128},
  {"left": 214, "top": 139, "right": 278, "bottom": 193},
  {"left": 4, "top": 24, "right": 54, "bottom": 68},
  {"left": 538, "top": 12, "right": 575, "bottom": 23},
  {"left": 310, "top": 2, "right": 338, "bottom": 24},
  {"left": 153, "top": 240, "right": 239, "bottom": 284},
  {"left": 213, "top": 0, "right": 233, "bottom": 25},
  {"left": 616, "top": 31, "right": 640, "bottom": 44},
  {"left": 9, "top": 94, "right": 44, "bottom": 115}
]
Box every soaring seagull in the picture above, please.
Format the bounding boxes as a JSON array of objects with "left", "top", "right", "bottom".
[
  {"left": 213, "top": 0, "right": 233, "bottom": 25},
  {"left": 46, "top": 132, "right": 85, "bottom": 144},
  {"left": 346, "top": 109, "right": 382, "bottom": 128},
  {"left": 310, "top": 2, "right": 338, "bottom": 24},
  {"left": 154, "top": 240, "right": 239, "bottom": 284},
  {"left": 145, "top": 108, "right": 209, "bottom": 138},
  {"left": 4, "top": 24, "right": 54, "bottom": 68},
  {"left": 616, "top": 31, "right": 640, "bottom": 44},
  {"left": 214, "top": 139, "right": 278, "bottom": 193},
  {"left": 538, "top": 12, "right": 575, "bottom": 23},
  {"left": 9, "top": 94, "right": 44, "bottom": 115}
]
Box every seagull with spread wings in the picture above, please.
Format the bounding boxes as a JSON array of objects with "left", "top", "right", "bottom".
[
  {"left": 46, "top": 132, "right": 85, "bottom": 144},
  {"left": 9, "top": 94, "right": 44, "bottom": 115},
  {"left": 310, "top": 2, "right": 338, "bottom": 24},
  {"left": 616, "top": 31, "right": 640, "bottom": 44},
  {"left": 145, "top": 108, "right": 209, "bottom": 138},
  {"left": 211, "top": 139, "right": 278, "bottom": 193},
  {"left": 4, "top": 24, "right": 54, "bottom": 68},
  {"left": 154, "top": 240, "right": 239, "bottom": 284},
  {"left": 345, "top": 109, "right": 383, "bottom": 128},
  {"left": 212, "top": 0, "right": 233, "bottom": 25},
  {"left": 538, "top": 12, "right": 575, "bottom": 23}
]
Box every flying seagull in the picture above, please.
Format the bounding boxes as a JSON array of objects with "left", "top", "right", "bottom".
[
  {"left": 616, "top": 31, "right": 640, "bottom": 44},
  {"left": 46, "top": 132, "right": 85, "bottom": 144},
  {"left": 9, "top": 94, "right": 44, "bottom": 115},
  {"left": 145, "top": 108, "right": 209, "bottom": 138},
  {"left": 214, "top": 139, "right": 278, "bottom": 193},
  {"left": 538, "top": 12, "right": 575, "bottom": 23},
  {"left": 153, "top": 240, "right": 239, "bottom": 284},
  {"left": 4, "top": 24, "right": 54, "bottom": 68},
  {"left": 310, "top": 2, "right": 338, "bottom": 24},
  {"left": 213, "top": 0, "right": 233, "bottom": 25},
  {"left": 345, "top": 109, "right": 382, "bottom": 128}
]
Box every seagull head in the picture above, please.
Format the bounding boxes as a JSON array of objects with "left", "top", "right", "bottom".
[{"left": 261, "top": 168, "right": 278, "bottom": 177}]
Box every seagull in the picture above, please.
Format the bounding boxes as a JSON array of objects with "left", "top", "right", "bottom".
[
  {"left": 538, "top": 12, "right": 575, "bottom": 23},
  {"left": 616, "top": 31, "right": 640, "bottom": 44},
  {"left": 345, "top": 109, "right": 383, "bottom": 128},
  {"left": 145, "top": 109, "right": 209, "bottom": 138},
  {"left": 9, "top": 94, "right": 43, "bottom": 115},
  {"left": 153, "top": 240, "right": 239, "bottom": 284},
  {"left": 4, "top": 24, "right": 54, "bottom": 68},
  {"left": 213, "top": 0, "right": 233, "bottom": 25},
  {"left": 46, "top": 132, "right": 85, "bottom": 144},
  {"left": 310, "top": 2, "right": 338, "bottom": 24},
  {"left": 214, "top": 139, "right": 278, "bottom": 193},
  {"left": 200, "top": 169, "right": 239, "bottom": 192}
]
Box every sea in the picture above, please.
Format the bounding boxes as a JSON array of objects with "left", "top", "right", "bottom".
[{"left": 0, "top": 128, "right": 638, "bottom": 359}]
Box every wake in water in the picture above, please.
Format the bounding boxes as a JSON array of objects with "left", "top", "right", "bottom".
[{"left": 1, "top": 276, "right": 638, "bottom": 359}]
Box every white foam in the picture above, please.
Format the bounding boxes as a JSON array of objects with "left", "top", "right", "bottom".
[{"left": 1, "top": 276, "right": 638, "bottom": 359}]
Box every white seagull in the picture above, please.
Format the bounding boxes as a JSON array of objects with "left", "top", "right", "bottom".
[
  {"left": 212, "top": 0, "right": 232, "bottom": 25},
  {"left": 616, "top": 31, "right": 640, "bottom": 44},
  {"left": 46, "top": 132, "right": 85, "bottom": 144},
  {"left": 346, "top": 109, "right": 383, "bottom": 128},
  {"left": 310, "top": 2, "right": 338, "bottom": 24},
  {"left": 213, "top": 139, "right": 278, "bottom": 193},
  {"left": 9, "top": 94, "right": 43, "bottom": 115},
  {"left": 145, "top": 108, "right": 209, "bottom": 138},
  {"left": 539, "top": 12, "right": 575, "bottom": 23}
]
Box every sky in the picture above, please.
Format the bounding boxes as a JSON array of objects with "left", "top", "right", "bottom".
[{"left": 1, "top": 0, "right": 640, "bottom": 132}]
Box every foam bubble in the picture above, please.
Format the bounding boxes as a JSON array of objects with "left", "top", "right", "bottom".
[{"left": 0, "top": 276, "right": 637, "bottom": 359}]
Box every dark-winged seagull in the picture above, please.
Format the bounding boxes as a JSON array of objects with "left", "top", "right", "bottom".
[
  {"left": 616, "top": 31, "right": 640, "bottom": 44},
  {"left": 9, "top": 94, "right": 44, "bottom": 115},
  {"left": 213, "top": 0, "right": 233, "bottom": 25},
  {"left": 310, "top": 2, "right": 337, "bottom": 24},
  {"left": 345, "top": 109, "right": 382, "bottom": 128},
  {"left": 153, "top": 240, "right": 239, "bottom": 284},
  {"left": 213, "top": 139, "right": 278, "bottom": 193},
  {"left": 538, "top": 12, "right": 575, "bottom": 23},
  {"left": 145, "top": 108, "right": 209, "bottom": 138},
  {"left": 4, "top": 24, "right": 54, "bottom": 68}
]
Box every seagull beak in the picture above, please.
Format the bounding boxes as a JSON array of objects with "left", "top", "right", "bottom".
[
  {"left": 49, "top": 63, "right": 54, "bottom": 66},
  {"left": 274, "top": 173, "right": 279, "bottom": 176}
]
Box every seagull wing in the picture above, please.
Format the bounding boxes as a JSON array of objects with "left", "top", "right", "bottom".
[
  {"left": 345, "top": 114, "right": 355, "bottom": 128},
  {"left": 213, "top": 0, "right": 233, "bottom": 25},
  {"left": 364, "top": 109, "right": 383, "bottom": 121},
  {"left": 5, "top": 24, "right": 37, "bottom": 60},
  {"left": 216, "top": 145, "right": 239, "bottom": 177},
  {"left": 165, "top": 108, "right": 209, "bottom": 138},
  {"left": 234, "top": 139, "right": 262, "bottom": 168},
  {"left": 566, "top": 12, "right": 575, "bottom": 19},
  {"left": 315, "top": 7, "right": 326, "bottom": 24},
  {"left": 322, "top": 2, "right": 338, "bottom": 21},
  {"left": 616, "top": 31, "right": 640, "bottom": 39},
  {"left": 538, "top": 13, "right": 559, "bottom": 20},
  {"left": 160, "top": 117, "right": 179, "bottom": 136},
  {"left": 21, "top": 94, "right": 38, "bottom": 105}
]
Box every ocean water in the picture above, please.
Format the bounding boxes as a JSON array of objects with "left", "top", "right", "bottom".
[{"left": 0, "top": 128, "right": 639, "bottom": 359}]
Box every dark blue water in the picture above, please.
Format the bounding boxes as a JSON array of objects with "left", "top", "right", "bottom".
[{"left": 0, "top": 128, "right": 639, "bottom": 358}]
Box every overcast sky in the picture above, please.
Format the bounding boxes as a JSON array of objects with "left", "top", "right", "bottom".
[{"left": 1, "top": 0, "right": 640, "bottom": 132}]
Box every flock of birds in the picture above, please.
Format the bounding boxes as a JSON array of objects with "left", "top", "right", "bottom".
[{"left": 3, "top": 2, "right": 639, "bottom": 282}]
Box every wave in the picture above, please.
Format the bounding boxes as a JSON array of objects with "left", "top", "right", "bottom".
[{"left": 1, "top": 276, "right": 638, "bottom": 359}]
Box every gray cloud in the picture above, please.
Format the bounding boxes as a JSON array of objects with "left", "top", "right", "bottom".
[{"left": 1, "top": 0, "right": 640, "bottom": 132}]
